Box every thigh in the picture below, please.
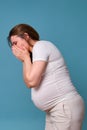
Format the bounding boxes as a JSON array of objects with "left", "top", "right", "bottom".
[
  {"left": 45, "top": 102, "right": 72, "bottom": 130},
  {"left": 45, "top": 95, "right": 85, "bottom": 130},
  {"left": 65, "top": 95, "right": 85, "bottom": 130},
  {"left": 45, "top": 113, "right": 54, "bottom": 130}
]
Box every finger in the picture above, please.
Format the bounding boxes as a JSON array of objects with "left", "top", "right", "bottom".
[{"left": 12, "top": 45, "right": 22, "bottom": 53}]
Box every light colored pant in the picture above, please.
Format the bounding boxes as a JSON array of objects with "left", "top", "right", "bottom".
[{"left": 45, "top": 95, "right": 85, "bottom": 130}]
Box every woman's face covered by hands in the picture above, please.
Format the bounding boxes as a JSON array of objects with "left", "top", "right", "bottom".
[{"left": 10, "top": 35, "right": 30, "bottom": 62}]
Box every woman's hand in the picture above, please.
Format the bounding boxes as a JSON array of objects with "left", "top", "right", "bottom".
[{"left": 12, "top": 45, "right": 29, "bottom": 62}]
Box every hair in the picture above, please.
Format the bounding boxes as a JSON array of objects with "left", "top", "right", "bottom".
[
  {"left": 7, "top": 24, "right": 39, "bottom": 62},
  {"left": 7, "top": 23, "right": 40, "bottom": 43}
]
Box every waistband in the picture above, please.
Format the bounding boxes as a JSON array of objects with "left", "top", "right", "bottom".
[
  {"left": 57, "top": 90, "right": 79, "bottom": 104},
  {"left": 45, "top": 91, "right": 79, "bottom": 112}
]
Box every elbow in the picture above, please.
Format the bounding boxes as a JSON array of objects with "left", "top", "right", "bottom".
[
  {"left": 26, "top": 81, "right": 38, "bottom": 88},
  {"left": 24, "top": 75, "right": 39, "bottom": 88}
]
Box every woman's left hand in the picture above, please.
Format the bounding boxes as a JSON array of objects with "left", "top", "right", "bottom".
[{"left": 12, "top": 45, "right": 29, "bottom": 62}]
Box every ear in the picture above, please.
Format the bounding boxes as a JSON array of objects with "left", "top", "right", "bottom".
[{"left": 24, "top": 33, "right": 30, "bottom": 40}]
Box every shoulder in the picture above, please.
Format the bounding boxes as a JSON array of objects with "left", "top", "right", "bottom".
[
  {"left": 32, "top": 40, "right": 51, "bottom": 55},
  {"left": 33, "top": 40, "right": 60, "bottom": 56},
  {"left": 32, "top": 40, "right": 51, "bottom": 62}
]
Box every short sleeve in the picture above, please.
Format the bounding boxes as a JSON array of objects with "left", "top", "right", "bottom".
[{"left": 32, "top": 41, "right": 50, "bottom": 62}]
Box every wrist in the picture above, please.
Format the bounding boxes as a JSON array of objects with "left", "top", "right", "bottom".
[{"left": 23, "top": 54, "right": 31, "bottom": 63}]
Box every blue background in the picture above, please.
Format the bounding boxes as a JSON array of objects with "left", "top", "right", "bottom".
[{"left": 0, "top": 0, "right": 87, "bottom": 129}]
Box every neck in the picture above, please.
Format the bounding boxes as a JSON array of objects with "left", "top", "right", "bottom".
[{"left": 29, "top": 39, "right": 39, "bottom": 52}]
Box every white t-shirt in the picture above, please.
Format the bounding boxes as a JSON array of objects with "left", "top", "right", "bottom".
[{"left": 31, "top": 40, "right": 77, "bottom": 111}]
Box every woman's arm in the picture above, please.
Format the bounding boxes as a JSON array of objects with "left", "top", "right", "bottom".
[
  {"left": 23, "top": 56, "right": 47, "bottom": 88},
  {"left": 12, "top": 45, "right": 47, "bottom": 88}
]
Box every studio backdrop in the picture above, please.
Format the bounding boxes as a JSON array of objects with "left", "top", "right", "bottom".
[{"left": 0, "top": 0, "right": 87, "bottom": 130}]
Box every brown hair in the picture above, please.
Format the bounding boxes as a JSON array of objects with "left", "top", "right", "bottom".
[{"left": 7, "top": 23, "right": 40, "bottom": 47}]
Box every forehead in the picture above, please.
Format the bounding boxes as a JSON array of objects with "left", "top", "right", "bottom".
[{"left": 11, "top": 35, "right": 21, "bottom": 42}]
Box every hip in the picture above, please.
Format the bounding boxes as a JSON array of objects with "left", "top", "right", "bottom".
[{"left": 45, "top": 94, "right": 85, "bottom": 113}]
